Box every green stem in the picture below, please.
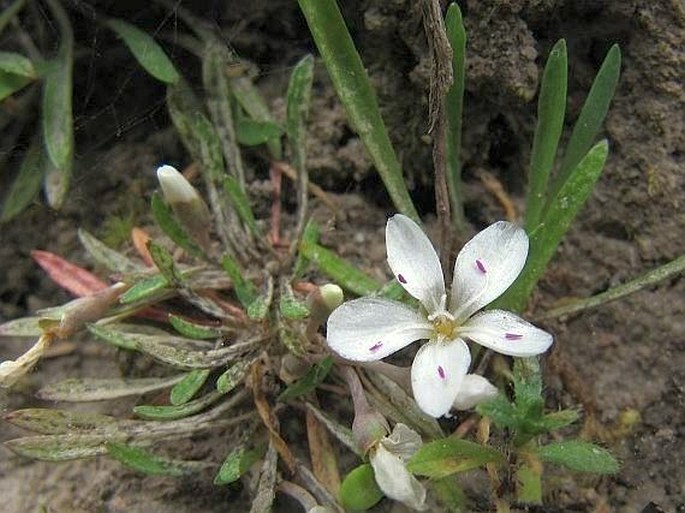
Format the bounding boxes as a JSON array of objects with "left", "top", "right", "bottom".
[{"left": 537, "top": 253, "right": 685, "bottom": 320}]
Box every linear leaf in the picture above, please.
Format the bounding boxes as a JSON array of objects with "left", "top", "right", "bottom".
[
  {"left": 553, "top": 44, "right": 620, "bottom": 194},
  {"left": 235, "top": 116, "right": 283, "bottom": 146},
  {"left": 286, "top": 54, "right": 314, "bottom": 174},
  {"left": 216, "top": 357, "right": 254, "bottom": 394},
  {"left": 37, "top": 375, "right": 185, "bottom": 402},
  {"left": 170, "top": 369, "right": 211, "bottom": 405},
  {"left": 223, "top": 175, "right": 261, "bottom": 237},
  {"left": 497, "top": 141, "right": 609, "bottom": 311},
  {"left": 106, "top": 19, "right": 179, "bottom": 84},
  {"left": 42, "top": 0, "right": 74, "bottom": 208},
  {"left": 525, "top": 39, "right": 567, "bottom": 230},
  {"left": 78, "top": 229, "right": 141, "bottom": 273},
  {"left": 297, "top": 0, "right": 418, "bottom": 221},
  {"left": 1, "top": 137, "right": 45, "bottom": 222},
  {"left": 168, "top": 314, "right": 221, "bottom": 340},
  {"left": 299, "top": 239, "right": 380, "bottom": 296},
  {"left": 0, "top": 316, "right": 42, "bottom": 337},
  {"left": 133, "top": 390, "right": 222, "bottom": 420},
  {"left": 5, "top": 434, "right": 111, "bottom": 461},
  {"left": 214, "top": 445, "right": 266, "bottom": 485},
  {"left": 151, "top": 192, "right": 205, "bottom": 258},
  {"left": 118, "top": 273, "right": 170, "bottom": 304},
  {"left": 536, "top": 440, "right": 619, "bottom": 474},
  {"left": 407, "top": 438, "right": 505, "bottom": 478},
  {"left": 107, "top": 442, "right": 200, "bottom": 476},
  {"left": 445, "top": 3, "right": 467, "bottom": 230},
  {"left": 4, "top": 408, "right": 120, "bottom": 435},
  {"left": 221, "top": 254, "right": 257, "bottom": 309},
  {"left": 278, "top": 357, "right": 333, "bottom": 401}
]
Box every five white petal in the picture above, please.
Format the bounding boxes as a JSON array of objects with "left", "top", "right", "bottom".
[{"left": 326, "top": 214, "right": 554, "bottom": 418}]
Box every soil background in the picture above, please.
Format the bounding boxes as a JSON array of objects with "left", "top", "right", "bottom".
[{"left": 1, "top": 0, "right": 683, "bottom": 512}]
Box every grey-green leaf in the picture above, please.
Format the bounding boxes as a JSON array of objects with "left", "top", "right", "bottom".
[
  {"left": 37, "top": 375, "right": 185, "bottom": 402},
  {"left": 107, "top": 442, "right": 200, "bottom": 476},
  {"left": 170, "top": 369, "right": 211, "bottom": 405},
  {"left": 106, "top": 19, "right": 180, "bottom": 84},
  {"left": 214, "top": 445, "right": 266, "bottom": 485},
  {"left": 0, "top": 51, "right": 37, "bottom": 78},
  {"left": 1, "top": 136, "right": 45, "bottom": 222}
]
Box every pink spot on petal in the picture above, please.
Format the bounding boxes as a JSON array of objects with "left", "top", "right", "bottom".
[
  {"left": 369, "top": 341, "right": 383, "bottom": 352},
  {"left": 476, "top": 259, "right": 487, "bottom": 274},
  {"left": 397, "top": 274, "right": 407, "bottom": 284},
  {"left": 437, "top": 365, "right": 446, "bottom": 379},
  {"left": 505, "top": 333, "right": 523, "bottom": 340}
]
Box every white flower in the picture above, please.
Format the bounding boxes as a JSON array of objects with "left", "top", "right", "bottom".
[
  {"left": 327, "top": 214, "right": 553, "bottom": 418},
  {"left": 369, "top": 423, "right": 426, "bottom": 511},
  {"left": 157, "top": 165, "right": 200, "bottom": 204}
]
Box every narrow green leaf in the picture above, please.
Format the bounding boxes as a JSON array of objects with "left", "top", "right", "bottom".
[
  {"left": 278, "top": 356, "right": 333, "bottom": 401},
  {"left": 231, "top": 75, "right": 282, "bottom": 159},
  {"left": 0, "top": 51, "right": 37, "bottom": 78},
  {"left": 297, "top": 0, "right": 419, "bottom": 221},
  {"left": 0, "top": 316, "right": 42, "bottom": 337},
  {"left": 445, "top": 3, "right": 467, "bottom": 230},
  {"left": 151, "top": 192, "right": 204, "bottom": 258},
  {"left": 286, "top": 54, "right": 314, "bottom": 173},
  {"left": 106, "top": 19, "right": 180, "bottom": 84},
  {"left": 216, "top": 357, "right": 253, "bottom": 394},
  {"left": 147, "top": 239, "right": 181, "bottom": 284},
  {"left": 168, "top": 314, "right": 221, "bottom": 340},
  {"left": 170, "top": 369, "right": 211, "bottom": 405},
  {"left": 407, "top": 437, "right": 504, "bottom": 478},
  {"left": 299, "top": 239, "right": 381, "bottom": 296},
  {"left": 1, "top": 137, "right": 45, "bottom": 222},
  {"left": 223, "top": 175, "right": 261, "bottom": 237},
  {"left": 525, "top": 39, "right": 567, "bottom": 230},
  {"left": 106, "top": 442, "right": 199, "bottom": 476},
  {"left": 497, "top": 140, "right": 609, "bottom": 311},
  {"left": 221, "top": 254, "right": 257, "bottom": 309},
  {"left": 513, "top": 357, "right": 544, "bottom": 419},
  {"left": 0, "top": 0, "right": 28, "bottom": 34},
  {"left": 339, "top": 464, "right": 383, "bottom": 511},
  {"left": 292, "top": 219, "right": 320, "bottom": 278},
  {"left": 476, "top": 395, "right": 518, "bottom": 430},
  {"left": 278, "top": 322, "right": 307, "bottom": 357},
  {"left": 134, "top": 390, "right": 222, "bottom": 420},
  {"left": 0, "top": 69, "right": 33, "bottom": 100},
  {"left": 4, "top": 408, "right": 119, "bottom": 435},
  {"left": 214, "top": 445, "right": 266, "bottom": 485},
  {"left": 42, "top": 0, "right": 74, "bottom": 209},
  {"left": 553, "top": 44, "right": 620, "bottom": 193},
  {"left": 5, "top": 434, "right": 110, "bottom": 461},
  {"left": 78, "top": 229, "right": 141, "bottom": 273},
  {"left": 37, "top": 375, "right": 185, "bottom": 402},
  {"left": 235, "top": 116, "right": 283, "bottom": 146},
  {"left": 536, "top": 440, "right": 619, "bottom": 474},
  {"left": 166, "top": 80, "right": 205, "bottom": 159},
  {"left": 118, "top": 273, "right": 170, "bottom": 304}
]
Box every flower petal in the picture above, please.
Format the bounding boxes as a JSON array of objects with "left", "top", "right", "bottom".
[
  {"left": 386, "top": 214, "right": 446, "bottom": 314},
  {"left": 460, "top": 310, "right": 553, "bottom": 357},
  {"left": 370, "top": 444, "right": 427, "bottom": 511},
  {"left": 411, "top": 339, "right": 471, "bottom": 417},
  {"left": 453, "top": 374, "right": 499, "bottom": 410},
  {"left": 382, "top": 423, "right": 422, "bottom": 461},
  {"left": 326, "top": 297, "right": 432, "bottom": 361},
  {"left": 450, "top": 221, "right": 528, "bottom": 321}
]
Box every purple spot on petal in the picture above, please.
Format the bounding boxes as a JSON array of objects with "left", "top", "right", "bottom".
[
  {"left": 369, "top": 341, "right": 383, "bottom": 352},
  {"left": 505, "top": 333, "right": 523, "bottom": 340},
  {"left": 437, "top": 365, "right": 446, "bottom": 379},
  {"left": 397, "top": 274, "right": 407, "bottom": 284},
  {"left": 476, "top": 259, "right": 487, "bottom": 274}
]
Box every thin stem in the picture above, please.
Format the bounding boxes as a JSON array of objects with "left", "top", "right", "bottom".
[{"left": 537, "top": 253, "right": 685, "bottom": 321}]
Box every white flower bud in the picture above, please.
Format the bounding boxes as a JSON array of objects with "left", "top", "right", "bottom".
[{"left": 157, "top": 165, "right": 201, "bottom": 204}]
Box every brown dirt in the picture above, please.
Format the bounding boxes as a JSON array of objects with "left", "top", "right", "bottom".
[{"left": 1, "top": 0, "right": 683, "bottom": 511}]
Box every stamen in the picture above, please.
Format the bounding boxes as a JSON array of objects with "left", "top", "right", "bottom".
[
  {"left": 369, "top": 341, "right": 383, "bottom": 352},
  {"left": 397, "top": 274, "right": 407, "bottom": 284},
  {"left": 505, "top": 333, "right": 523, "bottom": 340},
  {"left": 475, "top": 259, "right": 487, "bottom": 274},
  {"left": 437, "top": 365, "right": 446, "bottom": 379}
]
